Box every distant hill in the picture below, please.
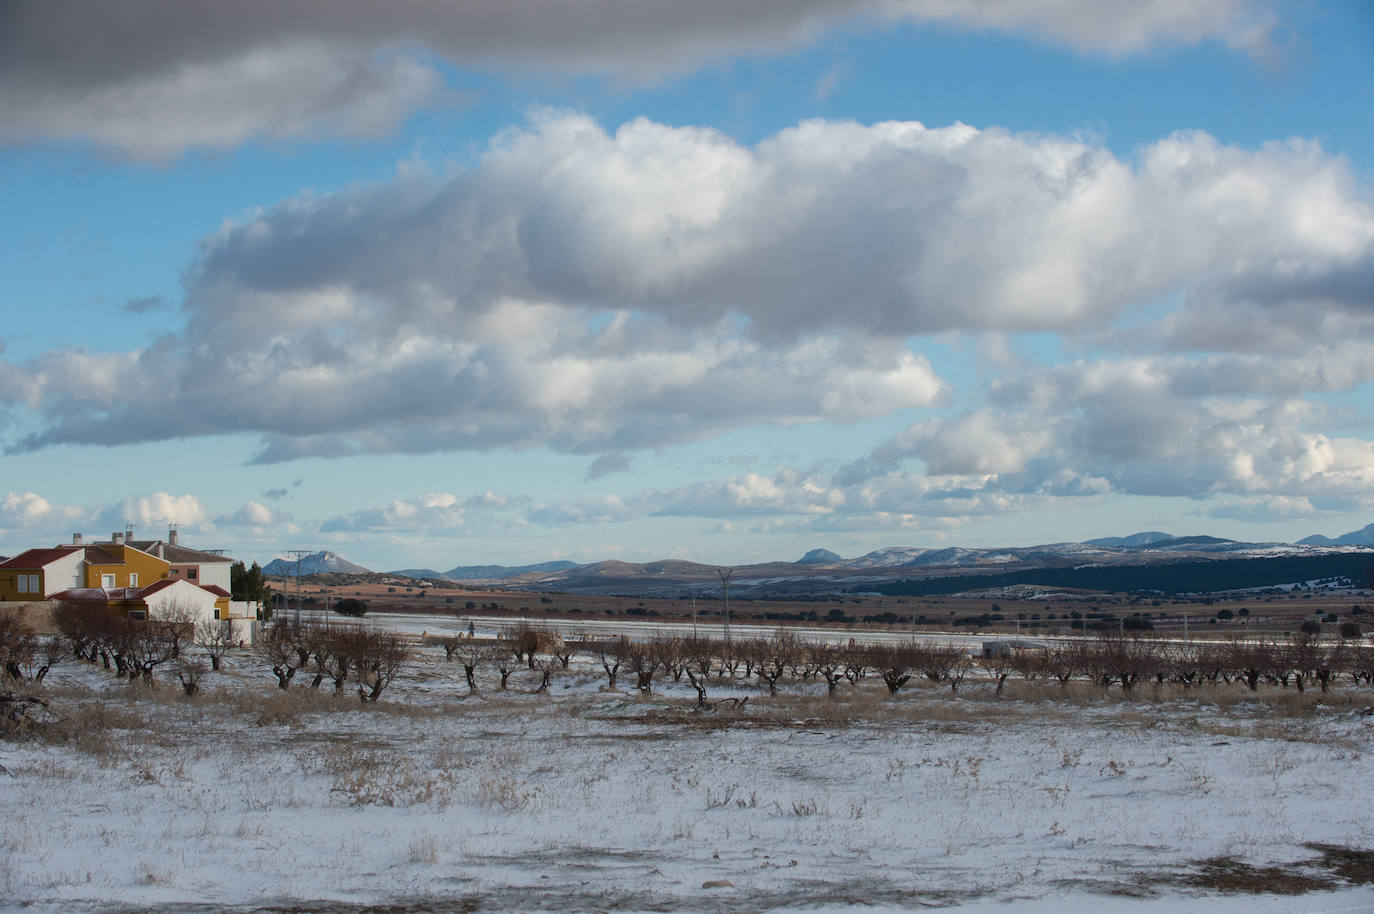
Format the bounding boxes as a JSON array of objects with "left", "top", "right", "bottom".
[
  {"left": 443, "top": 560, "right": 580, "bottom": 580},
  {"left": 846, "top": 547, "right": 932, "bottom": 568},
  {"left": 390, "top": 568, "right": 450, "bottom": 581},
  {"left": 796, "top": 548, "right": 842, "bottom": 564},
  {"left": 264, "top": 551, "right": 371, "bottom": 576},
  {"left": 1084, "top": 532, "right": 1173, "bottom": 548},
  {"left": 1300, "top": 523, "right": 1374, "bottom": 547}
]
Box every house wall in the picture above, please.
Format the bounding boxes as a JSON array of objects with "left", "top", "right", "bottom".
[
  {"left": 142, "top": 580, "right": 217, "bottom": 625},
  {"left": 0, "top": 574, "right": 33, "bottom": 601},
  {"left": 0, "top": 550, "right": 84, "bottom": 601},
  {"left": 45, "top": 549, "right": 86, "bottom": 595},
  {"left": 168, "top": 561, "right": 231, "bottom": 592}
]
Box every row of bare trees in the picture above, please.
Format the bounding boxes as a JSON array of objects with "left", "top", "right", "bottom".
[
  {"left": 425, "top": 625, "right": 1374, "bottom": 701},
  {"left": 996, "top": 633, "right": 1374, "bottom": 693},
  {"left": 256, "top": 618, "right": 409, "bottom": 702},
  {"left": 427, "top": 629, "right": 979, "bottom": 705},
  {"left": 50, "top": 596, "right": 238, "bottom": 693}
]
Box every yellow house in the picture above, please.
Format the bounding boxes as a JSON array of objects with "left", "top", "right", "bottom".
[
  {"left": 81, "top": 542, "right": 170, "bottom": 591},
  {"left": 4, "top": 532, "right": 248, "bottom": 638}
]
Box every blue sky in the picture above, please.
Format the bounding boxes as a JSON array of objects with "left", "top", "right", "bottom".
[{"left": 2, "top": 1, "right": 1373, "bottom": 571}]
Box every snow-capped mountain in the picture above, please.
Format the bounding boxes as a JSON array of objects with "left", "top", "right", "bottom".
[{"left": 263, "top": 551, "right": 372, "bottom": 576}]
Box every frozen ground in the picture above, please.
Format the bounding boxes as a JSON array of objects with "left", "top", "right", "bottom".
[{"left": 2, "top": 647, "right": 1373, "bottom": 913}]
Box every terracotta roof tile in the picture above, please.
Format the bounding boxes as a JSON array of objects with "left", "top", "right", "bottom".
[
  {"left": 138, "top": 579, "right": 181, "bottom": 597},
  {"left": 0, "top": 547, "right": 79, "bottom": 570}
]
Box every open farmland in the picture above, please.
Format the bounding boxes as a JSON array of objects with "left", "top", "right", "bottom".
[
  {"left": 3, "top": 607, "right": 1374, "bottom": 912},
  {"left": 279, "top": 573, "right": 1373, "bottom": 640}
]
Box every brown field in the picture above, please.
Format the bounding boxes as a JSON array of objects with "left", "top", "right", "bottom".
[{"left": 271, "top": 575, "right": 1371, "bottom": 639}]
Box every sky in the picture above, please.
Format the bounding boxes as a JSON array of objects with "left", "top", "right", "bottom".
[{"left": 1, "top": 0, "right": 1373, "bottom": 572}]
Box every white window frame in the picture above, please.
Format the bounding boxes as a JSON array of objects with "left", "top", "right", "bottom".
[
  {"left": 100, "top": 573, "right": 115, "bottom": 589},
  {"left": 129, "top": 573, "right": 138, "bottom": 587}
]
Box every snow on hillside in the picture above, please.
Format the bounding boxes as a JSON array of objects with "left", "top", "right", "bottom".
[
  {"left": 263, "top": 550, "right": 372, "bottom": 576},
  {"left": 844, "top": 546, "right": 933, "bottom": 568}
]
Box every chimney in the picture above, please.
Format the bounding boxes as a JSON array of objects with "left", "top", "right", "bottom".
[
  {"left": 72, "top": 533, "right": 83, "bottom": 545},
  {"left": 168, "top": 526, "right": 179, "bottom": 546},
  {"left": 112, "top": 531, "right": 124, "bottom": 545}
]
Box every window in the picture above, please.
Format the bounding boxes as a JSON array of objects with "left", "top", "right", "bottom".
[
  {"left": 128, "top": 610, "right": 146, "bottom": 620},
  {"left": 129, "top": 573, "right": 138, "bottom": 587},
  {"left": 213, "top": 608, "right": 221, "bottom": 620},
  {"left": 16, "top": 574, "right": 38, "bottom": 594},
  {"left": 187, "top": 569, "right": 198, "bottom": 580},
  {"left": 100, "top": 574, "right": 115, "bottom": 588},
  {"left": 28, "top": 574, "right": 40, "bottom": 593}
]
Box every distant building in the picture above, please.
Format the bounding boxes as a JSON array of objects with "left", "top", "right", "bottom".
[{"left": 0, "top": 528, "right": 255, "bottom": 640}]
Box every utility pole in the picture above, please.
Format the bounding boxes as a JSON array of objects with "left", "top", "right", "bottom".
[
  {"left": 285, "top": 550, "right": 312, "bottom": 624},
  {"left": 717, "top": 567, "right": 734, "bottom": 648}
]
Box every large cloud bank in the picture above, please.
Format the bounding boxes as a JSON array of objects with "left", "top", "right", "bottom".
[
  {"left": 0, "top": 0, "right": 1275, "bottom": 159},
  {"left": 3, "top": 112, "right": 1370, "bottom": 525}
]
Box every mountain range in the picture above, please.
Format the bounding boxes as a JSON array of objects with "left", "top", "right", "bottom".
[
  {"left": 1297, "top": 523, "right": 1374, "bottom": 547},
  {"left": 261, "top": 524, "right": 1374, "bottom": 597},
  {"left": 355, "top": 523, "right": 1374, "bottom": 599}
]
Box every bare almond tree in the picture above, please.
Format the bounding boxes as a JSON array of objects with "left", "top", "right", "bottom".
[
  {"left": 756, "top": 630, "right": 799, "bottom": 695},
  {"left": 0, "top": 609, "right": 37, "bottom": 684},
  {"left": 982, "top": 647, "right": 1014, "bottom": 696},
  {"left": 682, "top": 636, "right": 716, "bottom": 679},
  {"left": 842, "top": 642, "right": 870, "bottom": 684},
  {"left": 454, "top": 639, "right": 487, "bottom": 692},
  {"left": 156, "top": 599, "right": 201, "bottom": 660},
  {"left": 871, "top": 643, "right": 915, "bottom": 694},
  {"left": 196, "top": 618, "right": 235, "bottom": 672},
  {"left": 810, "top": 642, "right": 846, "bottom": 696},
  {"left": 258, "top": 620, "right": 302, "bottom": 689},
  {"left": 174, "top": 659, "right": 207, "bottom": 696},
  {"left": 592, "top": 638, "right": 626, "bottom": 689},
  {"left": 532, "top": 653, "right": 558, "bottom": 693},
  {"left": 432, "top": 634, "right": 462, "bottom": 662},
  {"left": 313, "top": 622, "right": 368, "bottom": 692},
  {"left": 353, "top": 628, "right": 409, "bottom": 703},
  {"left": 491, "top": 642, "right": 518, "bottom": 690},
  {"left": 119, "top": 620, "right": 179, "bottom": 684},
  {"left": 623, "top": 639, "right": 664, "bottom": 694},
  {"left": 1228, "top": 637, "right": 1275, "bottom": 692}
]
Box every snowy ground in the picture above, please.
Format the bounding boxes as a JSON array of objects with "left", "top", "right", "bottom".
[{"left": 3, "top": 647, "right": 1374, "bottom": 913}]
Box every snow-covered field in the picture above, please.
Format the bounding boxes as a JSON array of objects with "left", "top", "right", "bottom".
[{"left": 3, "top": 647, "right": 1373, "bottom": 913}]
